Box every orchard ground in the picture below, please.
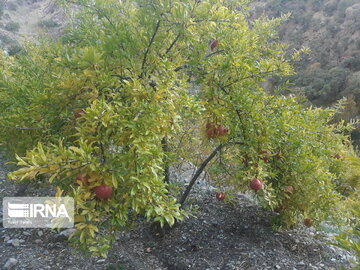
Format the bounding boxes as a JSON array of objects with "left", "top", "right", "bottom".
[{"left": 0, "top": 154, "right": 356, "bottom": 270}]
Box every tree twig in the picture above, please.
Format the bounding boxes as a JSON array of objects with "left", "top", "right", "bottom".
[
  {"left": 165, "top": 33, "right": 181, "bottom": 55},
  {"left": 205, "top": 49, "right": 225, "bottom": 58},
  {"left": 179, "top": 141, "right": 243, "bottom": 207},
  {"left": 141, "top": 20, "right": 161, "bottom": 74},
  {"left": 223, "top": 69, "right": 281, "bottom": 89},
  {"left": 161, "top": 136, "right": 170, "bottom": 184}
]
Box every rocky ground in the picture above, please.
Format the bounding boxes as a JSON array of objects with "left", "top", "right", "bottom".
[{"left": 0, "top": 153, "right": 357, "bottom": 270}]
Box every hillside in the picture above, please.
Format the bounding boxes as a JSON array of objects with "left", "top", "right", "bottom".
[
  {"left": 0, "top": 0, "right": 64, "bottom": 54},
  {"left": 250, "top": 0, "right": 360, "bottom": 147},
  {"left": 251, "top": 0, "right": 360, "bottom": 108}
]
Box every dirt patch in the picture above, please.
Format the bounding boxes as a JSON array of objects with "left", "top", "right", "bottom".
[{"left": 114, "top": 189, "right": 354, "bottom": 270}]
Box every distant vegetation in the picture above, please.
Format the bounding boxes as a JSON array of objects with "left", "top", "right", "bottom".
[
  {"left": 253, "top": 0, "right": 360, "bottom": 105},
  {"left": 0, "top": 2, "right": 4, "bottom": 19},
  {"left": 4, "top": 21, "right": 20, "bottom": 32},
  {"left": 38, "top": 19, "right": 59, "bottom": 28},
  {"left": 252, "top": 0, "right": 360, "bottom": 147}
]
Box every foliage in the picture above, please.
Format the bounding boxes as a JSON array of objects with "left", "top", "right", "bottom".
[
  {"left": 7, "top": 44, "right": 23, "bottom": 56},
  {"left": 4, "top": 22, "right": 20, "bottom": 32},
  {"left": 332, "top": 189, "right": 360, "bottom": 269},
  {"left": 0, "top": 33, "right": 21, "bottom": 56},
  {"left": 253, "top": 0, "right": 360, "bottom": 122},
  {"left": 6, "top": 2, "right": 18, "bottom": 12},
  {"left": 342, "top": 56, "right": 360, "bottom": 72},
  {"left": 0, "top": 0, "right": 359, "bottom": 257},
  {"left": 324, "top": 1, "right": 338, "bottom": 17},
  {"left": 0, "top": 1, "right": 4, "bottom": 18},
  {"left": 292, "top": 67, "right": 349, "bottom": 103},
  {"left": 38, "top": 19, "right": 59, "bottom": 28}
]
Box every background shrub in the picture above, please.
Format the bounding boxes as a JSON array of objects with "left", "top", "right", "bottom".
[
  {"left": 4, "top": 22, "right": 20, "bottom": 32},
  {"left": 38, "top": 19, "right": 59, "bottom": 28}
]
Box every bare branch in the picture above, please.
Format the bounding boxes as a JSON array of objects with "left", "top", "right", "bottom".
[
  {"left": 179, "top": 141, "right": 243, "bottom": 207},
  {"left": 141, "top": 20, "right": 161, "bottom": 73},
  {"left": 205, "top": 49, "right": 225, "bottom": 58},
  {"left": 165, "top": 33, "right": 181, "bottom": 55}
]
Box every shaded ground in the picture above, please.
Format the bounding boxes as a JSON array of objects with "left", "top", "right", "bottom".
[{"left": 0, "top": 154, "right": 356, "bottom": 270}]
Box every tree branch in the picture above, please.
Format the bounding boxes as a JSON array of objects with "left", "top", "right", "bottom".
[
  {"left": 205, "top": 49, "right": 225, "bottom": 58},
  {"left": 179, "top": 141, "right": 243, "bottom": 207},
  {"left": 161, "top": 136, "right": 170, "bottom": 184},
  {"left": 165, "top": 33, "right": 181, "bottom": 55},
  {"left": 141, "top": 20, "right": 161, "bottom": 74},
  {"left": 223, "top": 69, "right": 281, "bottom": 89}
]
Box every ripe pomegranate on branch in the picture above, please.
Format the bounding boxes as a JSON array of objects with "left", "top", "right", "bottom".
[{"left": 206, "top": 123, "right": 228, "bottom": 139}]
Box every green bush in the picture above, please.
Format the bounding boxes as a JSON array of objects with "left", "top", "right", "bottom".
[
  {"left": 356, "top": 40, "right": 360, "bottom": 50},
  {"left": 6, "top": 2, "right": 18, "bottom": 12},
  {"left": 346, "top": 72, "right": 360, "bottom": 94},
  {"left": 292, "top": 66, "right": 350, "bottom": 104},
  {"left": 342, "top": 57, "right": 360, "bottom": 71},
  {"left": 38, "top": 19, "right": 59, "bottom": 28},
  {"left": 324, "top": 2, "right": 338, "bottom": 17},
  {"left": 311, "top": 0, "right": 325, "bottom": 12},
  {"left": 338, "top": 0, "right": 358, "bottom": 18},
  {"left": 0, "top": 2, "right": 4, "bottom": 18},
  {"left": 331, "top": 160, "right": 360, "bottom": 269},
  {"left": 7, "top": 44, "right": 23, "bottom": 56},
  {"left": 0, "top": 33, "right": 16, "bottom": 45},
  {"left": 4, "top": 22, "right": 20, "bottom": 32},
  {"left": 326, "top": 23, "right": 340, "bottom": 35}
]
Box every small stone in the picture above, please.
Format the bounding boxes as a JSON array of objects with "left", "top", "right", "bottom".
[
  {"left": 96, "top": 259, "right": 106, "bottom": 263},
  {"left": 34, "top": 239, "right": 42, "bottom": 244},
  {"left": 275, "top": 265, "right": 281, "bottom": 269},
  {"left": 3, "top": 236, "right": 10, "bottom": 242},
  {"left": 145, "top": 247, "right": 152, "bottom": 253},
  {"left": 11, "top": 239, "right": 20, "bottom": 247},
  {"left": 297, "top": 261, "right": 306, "bottom": 266},
  {"left": 37, "top": 231, "right": 43, "bottom": 237},
  {"left": 22, "top": 231, "right": 31, "bottom": 236},
  {"left": 2, "top": 258, "right": 18, "bottom": 270},
  {"left": 60, "top": 228, "right": 75, "bottom": 237}
]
